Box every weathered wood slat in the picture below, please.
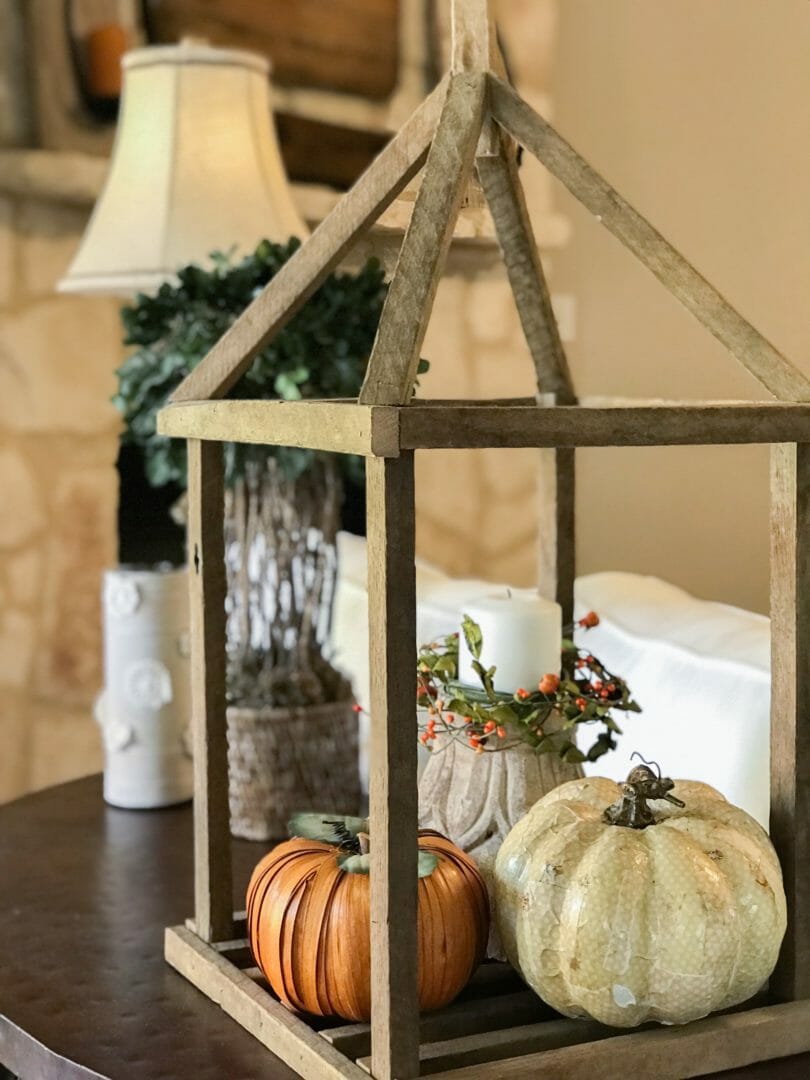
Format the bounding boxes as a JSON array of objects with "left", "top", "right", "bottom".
[
  {"left": 321, "top": 989, "right": 550, "bottom": 1061},
  {"left": 170, "top": 77, "right": 449, "bottom": 404},
  {"left": 358, "top": 1017, "right": 613, "bottom": 1075},
  {"left": 489, "top": 74, "right": 810, "bottom": 404},
  {"left": 425, "top": 1000, "right": 810, "bottom": 1080},
  {"left": 186, "top": 440, "right": 233, "bottom": 943},
  {"left": 359, "top": 73, "right": 486, "bottom": 406},
  {"left": 451, "top": 0, "right": 498, "bottom": 73},
  {"left": 164, "top": 927, "right": 367, "bottom": 1080},
  {"left": 161, "top": 400, "right": 810, "bottom": 454},
  {"left": 537, "top": 446, "right": 576, "bottom": 624},
  {"left": 769, "top": 443, "right": 810, "bottom": 1001},
  {"left": 398, "top": 402, "right": 810, "bottom": 449},
  {"left": 365, "top": 454, "right": 419, "bottom": 1080},
  {"left": 158, "top": 400, "right": 400, "bottom": 457},
  {"left": 476, "top": 139, "right": 575, "bottom": 403}
]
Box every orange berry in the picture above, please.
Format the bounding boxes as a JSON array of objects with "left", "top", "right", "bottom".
[
  {"left": 578, "top": 611, "right": 600, "bottom": 629},
  {"left": 484, "top": 720, "right": 496, "bottom": 734},
  {"left": 420, "top": 733, "right": 429, "bottom": 745},
  {"left": 497, "top": 726, "right": 507, "bottom": 739},
  {"left": 538, "top": 673, "right": 560, "bottom": 694},
  {"left": 607, "top": 682, "right": 616, "bottom": 693},
  {"left": 575, "top": 697, "right": 587, "bottom": 711},
  {"left": 516, "top": 687, "right": 530, "bottom": 700},
  {"left": 446, "top": 713, "right": 455, "bottom": 724},
  {"left": 600, "top": 689, "right": 610, "bottom": 699},
  {"left": 352, "top": 703, "right": 363, "bottom": 713}
]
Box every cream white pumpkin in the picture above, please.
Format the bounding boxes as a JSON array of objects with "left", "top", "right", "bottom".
[{"left": 494, "top": 771, "right": 787, "bottom": 1028}]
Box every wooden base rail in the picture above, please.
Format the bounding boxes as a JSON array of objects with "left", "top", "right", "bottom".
[{"left": 165, "top": 924, "right": 810, "bottom": 1080}]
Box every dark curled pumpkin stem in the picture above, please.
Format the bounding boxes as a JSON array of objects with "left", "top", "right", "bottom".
[{"left": 603, "top": 765, "right": 685, "bottom": 829}]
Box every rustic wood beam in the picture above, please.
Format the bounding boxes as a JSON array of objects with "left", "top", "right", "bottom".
[
  {"left": 158, "top": 400, "right": 400, "bottom": 457},
  {"left": 165, "top": 927, "right": 367, "bottom": 1079},
  {"left": 769, "top": 442, "right": 810, "bottom": 1002},
  {"left": 171, "top": 76, "right": 449, "bottom": 404},
  {"left": 489, "top": 74, "right": 810, "bottom": 403},
  {"left": 535, "top": 446, "right": 576, "bottom": 623},
  {"left": 186, "top": 440, "right": 233, "bottom": 943},
  {"left": 161, "top": 399, "right": 810, "bottom": 453},
  {"left": 451, "top": 0, "right": 498, "bottom": 72},
  {"left": 397, "top": 401, "right": 810, "bottom": 449},
  {"left": 366, "top": 453, "right": 419, "bottom": 1080},
  {"left": 476, "top": 139, "right": 575, "bottom": 403},
  {"left": 359, "top": 73, "right": 486, "bottom": 405},
  {"left": 424, "top": 1000, "right": 810, "bottom": 1079}
]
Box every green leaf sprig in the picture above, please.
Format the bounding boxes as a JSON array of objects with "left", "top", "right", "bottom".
[
  {"left": 413, "top": 611, "right": 641, "bottom": 764},
  {"left": 114, "top": 238, "right": 429, "bottom": 489}
]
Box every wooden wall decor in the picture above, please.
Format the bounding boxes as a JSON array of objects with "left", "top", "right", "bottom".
[
  {"left": 143, "top": 0, "right": 401, "bottom": 99},
  {"left": 159, "top": 1, "right": 810, "bottom": 1076}
]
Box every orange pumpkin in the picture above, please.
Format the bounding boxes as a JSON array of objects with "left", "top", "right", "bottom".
[{"left": 246, "top": 817, "right": 489, "bottom": 1021}]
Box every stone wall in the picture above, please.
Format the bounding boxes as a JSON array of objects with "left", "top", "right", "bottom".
[
  {"left": 0, "top": 188, "right": 122, "bottom": 801},
  {"left": 0, "top": 0, "right": 563, "bottom": 804}
]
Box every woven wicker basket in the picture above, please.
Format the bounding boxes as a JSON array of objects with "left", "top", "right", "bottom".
[{"left": 226, "top": 699, "right": 361, "bottom": 841}]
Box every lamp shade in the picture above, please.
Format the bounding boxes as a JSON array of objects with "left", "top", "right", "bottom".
[{"left": 59, "top": 40, "right": 308, "bottom": 295}]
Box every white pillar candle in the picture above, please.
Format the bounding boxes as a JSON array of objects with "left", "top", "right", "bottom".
[{"left": 458, "top": 592, "right": 562, "bottom": 693}]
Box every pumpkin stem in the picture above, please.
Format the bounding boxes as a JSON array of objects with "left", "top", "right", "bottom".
[
  {"left": 603, "top": 764, "right": 685, "bottom": 829},
  {"left": 357, "top": 831, "right": 371, "bottom": 855}
]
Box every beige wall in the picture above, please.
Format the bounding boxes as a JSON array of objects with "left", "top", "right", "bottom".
[{"left": 551, "top": 0, "right": 810, "bottom": 614}]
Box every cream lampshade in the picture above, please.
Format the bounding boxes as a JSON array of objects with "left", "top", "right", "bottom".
[{"left": 59, "top": 39, "right": 308, "bottom": 295}]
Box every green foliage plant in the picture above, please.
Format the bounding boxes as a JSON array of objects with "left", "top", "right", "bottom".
[{"left": 113, "top": 238, "right": 389, "bottom": 489}]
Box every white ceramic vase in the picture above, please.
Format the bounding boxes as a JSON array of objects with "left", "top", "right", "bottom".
[{"left": 96, "top": 565, "right": 193, "bottom": 808}]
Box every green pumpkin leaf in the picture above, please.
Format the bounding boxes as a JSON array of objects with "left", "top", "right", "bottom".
[
  {"left": 288, "top": 812, "right": 368, "bottom": 844},
  {"left": 337, "top": 850, "right": 439, "bottom": 878},
  {"left": 417, "top": 851, "right": 440, "bottom": 878},
  {"left": 337, "top": 852, "right": 371, "bottom": 874}
]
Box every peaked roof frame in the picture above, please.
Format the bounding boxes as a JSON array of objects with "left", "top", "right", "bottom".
[{"left": 172, "top": 0, "right": 810, "bottom": 407}]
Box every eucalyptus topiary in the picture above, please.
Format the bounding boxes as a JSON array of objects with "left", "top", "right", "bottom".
[{"left": 113, "top": 237, "right": 390, "bottom": 489}]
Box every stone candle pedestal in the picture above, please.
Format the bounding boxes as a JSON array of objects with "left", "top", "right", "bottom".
[{"left": 419, "top": 721, "right": 582, "bottom": 957}]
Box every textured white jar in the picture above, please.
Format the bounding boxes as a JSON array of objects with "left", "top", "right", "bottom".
[{"left": 96, "top": 565, "right": 192, "bottom": 808}]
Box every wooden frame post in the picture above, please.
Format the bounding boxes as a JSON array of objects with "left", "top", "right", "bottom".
[
  {"left": 186, "top": 439, "right": 233, "bottom": 943},
  {"left": 769, "top": 442, "right": 810, "bottom": 1001},
  {"left": 536, "top": 446, "right": 576, "bottom": 623},
  {"left": 366, "top": 453, "right": 419, "bottom": 1080}
]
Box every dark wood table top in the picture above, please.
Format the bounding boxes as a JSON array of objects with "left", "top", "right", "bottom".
[{"left": 0, "top": 776, "right": 808, "bottom": 1080}]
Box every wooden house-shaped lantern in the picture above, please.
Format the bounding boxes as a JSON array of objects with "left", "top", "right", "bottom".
[{"left": 161, "top": 2, "right": 810, "bottom": 1076}]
